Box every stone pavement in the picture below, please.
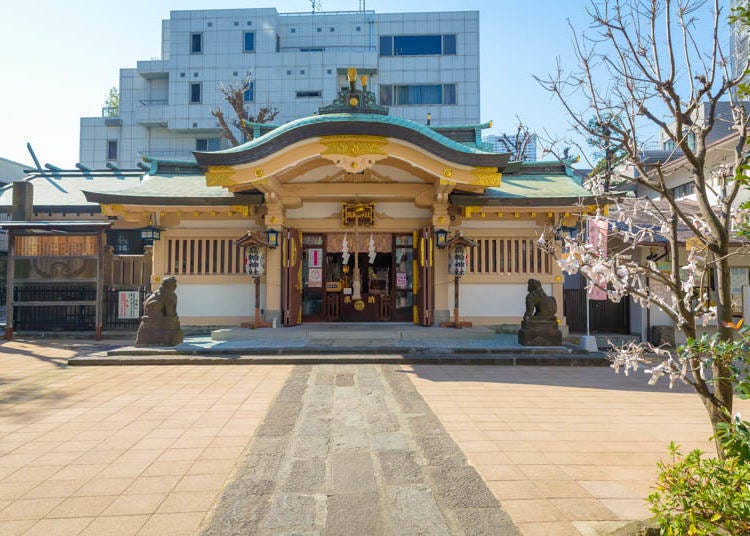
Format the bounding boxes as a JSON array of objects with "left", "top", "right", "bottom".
[
  {"left": 406, "top": 365, "right": 750, "bottom": 536},
  {"left": 203, "top": 364, "right": 516, "bottom": 535},
  {"left": 1, "top": 339, "right": 748, "bottom": 536},
  {"left": 0, "top": 340, "right": 291, "bottom": 536}
]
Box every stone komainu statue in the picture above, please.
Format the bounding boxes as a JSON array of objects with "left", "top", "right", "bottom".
[
  {"left": 518, "top": 278, "right": 563, "bottom": 346},
  {"left": 523, "top": 278, "right": 557, "bottom": 322},
  {"left": 135, "top": 276, "right": 183, "bottom": 347}
]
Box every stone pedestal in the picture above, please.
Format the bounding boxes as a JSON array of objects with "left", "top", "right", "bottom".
[
  {"left": 650, "top": 325, "right": 675, "bottom": 347},
  {"left": 135, "top": 316, "right": 183, "bottom": 347},
  {"left": 518, "top": 320, "right": 563, "bottom": 346}
]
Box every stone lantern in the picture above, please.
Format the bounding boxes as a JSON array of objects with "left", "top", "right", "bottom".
[
  {"left": 440, "top": 233, "right": 476, "bottom": 329},
  {"left": 236, "top": 231, "right": 274, "bottom": 328}
]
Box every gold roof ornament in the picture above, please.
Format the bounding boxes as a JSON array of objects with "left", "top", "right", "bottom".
[{"left": 318, "top": 67, "right": 388, "bottom": 116}]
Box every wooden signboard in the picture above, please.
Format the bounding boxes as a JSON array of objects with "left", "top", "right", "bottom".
[{"left": 15, "top": 235, "right": 97, "bottom": 256}]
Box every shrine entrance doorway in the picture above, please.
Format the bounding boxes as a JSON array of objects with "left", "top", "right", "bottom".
[{"left": 300, "top": 233, "right": 415, "bottom": 323}]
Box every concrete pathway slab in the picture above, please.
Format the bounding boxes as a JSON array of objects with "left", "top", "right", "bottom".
[
  {"left": 0, "top": 339, "right": 290, "bottom": 536},
  {"left": 405, "top": 364, "right": 750, "bottom": 535}
]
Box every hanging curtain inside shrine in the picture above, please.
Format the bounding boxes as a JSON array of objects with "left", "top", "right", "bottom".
[{"left": 326, "top": 233, "right": 392, "bottom": 253}]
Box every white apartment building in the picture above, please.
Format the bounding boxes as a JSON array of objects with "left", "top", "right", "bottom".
[
  {"left": 80, "top": 7, "right": 480, "bottom": 168},
  {"left": 483, "top": 133, "right": 538, "bottom": 161}
]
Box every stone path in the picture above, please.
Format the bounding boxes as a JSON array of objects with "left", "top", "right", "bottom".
[{"left": 202, "top": 364, "right": 517, "bottom": 535}]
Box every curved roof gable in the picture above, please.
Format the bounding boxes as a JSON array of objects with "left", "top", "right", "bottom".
[{"left": 194, "top": 113, "right": 510, "bottom": 170}]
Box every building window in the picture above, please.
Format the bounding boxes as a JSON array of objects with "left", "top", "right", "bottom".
[
  {"left": 243, "top": 82, "right": 255, "bottom": 102},
  {"left": 669, "top": 182, "right": 696, "bottom": 198},
  {"left": 443, "top": 83, "right": 457, "bottom": 104},
  {"left": 443, "top": 34, "right": 457, "bottom": 55},
  {"left": 379, "top": 34, "right": 458, "bottom": 56},
  {"left": 356, "top": 26, "right": 361, "bottom": 32},
  {"left": 296, "top": 90, "right": 322, "bottom": 98},
  {"left": 465, "top": 237, "right": 552, "bottom": 276},
  {"left": 379, "top": 85, "right": 392, "bottom": 105},
  {"left": 243, "top": 31, "right": 255, "bottom": 52},
  {"left": 290, "top": 27, "right": 296, "bottom": 33},
  {"left": 379, "top": 36, "right": 393, "bottom": 56},
  {"left": 165, "top": 237, "right": 247, "bottom": 275},
  {"left": 686, "top": 131, "right": 696, "bottom": 151},
  {"left": 191, "top": 33, "right": 203, "bottom": 54},
  {"left": 276, "top": 33, "right": 280, "bottom": 52},
  {"left": 196, "top": 138, "right": 221, "bottom": 151},
  {"left": 380, "top": 83, "right": 457, "bottom": 105},
  {"left": 190, "top": 82, "right": 202, "bottom": 103},
  {"left": 107, "top": 140, "right": 118, "bottom": 161}
]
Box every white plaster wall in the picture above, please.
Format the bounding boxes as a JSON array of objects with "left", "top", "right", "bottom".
[
  {"left": 177, "top": 282, "right": 260, "bottom": 318},
  {"left": 175, "top": 219, "right": 258, "bottom": 229},
  {"left": 448, "top": 282, "right": 552, "bottom": 317},
  {"left": 459, "top": 220, "right": 541, "bottom": 229},
  {"left": 286, "top": 201, "right": 430, "bottom": 220},
  {"left": 378, "top": 202, "right": 432, "bottom": 219},
  {"left": 286, "top": 202, "right": 340, "bottom": 219}
]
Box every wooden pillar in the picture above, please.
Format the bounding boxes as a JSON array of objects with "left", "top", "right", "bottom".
[
  {"left": 5, "top": 230, "right": 14, "bottom": 340},
  {"left": 95, "top": 231, "right": 104, "bottom": 340},
  {"left": 433, "top": 247, "right": 450, "bottom": 324},
  {"left": 264, "top": 202, "right": 285, "bottom": 326}
]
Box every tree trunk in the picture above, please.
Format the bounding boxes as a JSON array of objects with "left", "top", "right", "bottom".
[{"left": 704, "top": 398, "right": 732, "bottom": 460}]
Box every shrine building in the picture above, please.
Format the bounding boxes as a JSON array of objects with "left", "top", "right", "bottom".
[{"left": 84, "top": 70, "right": 595, "bottom": 328}]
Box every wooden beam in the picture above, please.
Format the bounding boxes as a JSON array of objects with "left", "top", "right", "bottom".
[{"left": 5, "top": 230, "right": 14, "bottom": 340}]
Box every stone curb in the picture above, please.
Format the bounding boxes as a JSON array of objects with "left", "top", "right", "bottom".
[
  {"left": 105, "top": 345, "right": 590, "bottom": 357},
  {"left": 68, "top": 353, "right": 609, "bottom": 366}
]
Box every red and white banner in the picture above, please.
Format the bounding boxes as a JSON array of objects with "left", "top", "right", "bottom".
[
  {"left": 308, "top": 248, "right": 323, "bottom": 268},
  {"left": 587, "top": 218, "right": 608, "bottom": 301}
]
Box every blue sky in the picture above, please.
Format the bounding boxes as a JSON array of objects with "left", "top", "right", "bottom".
[{"left": 0, "top": 0, "right": 728, "bottom": 168}]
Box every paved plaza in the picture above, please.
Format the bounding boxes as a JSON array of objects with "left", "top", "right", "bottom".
[{"left": 0, "top": 339, "right": 747, "bottom": 535}]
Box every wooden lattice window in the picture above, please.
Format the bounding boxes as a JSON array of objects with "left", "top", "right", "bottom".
[
  {"left": 165, "top": 238, "right": 246, "bottom": 275},
  {"left": 467, "top": 237, "right": 551, "bottom": 275}
]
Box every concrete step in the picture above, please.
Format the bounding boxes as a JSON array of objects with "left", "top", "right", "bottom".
[
  {"left": 211, "top": 325, "right": 498, "bottom": 342},
  {"left": 71, "top": 352, "right": 608, "bottom": 366},
  {"left": 107, "top": 343, "right": 584, "bottom": 356}
]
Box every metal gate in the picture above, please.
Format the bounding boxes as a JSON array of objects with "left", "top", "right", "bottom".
[{"left": 103, "top": 288, "right": 149, "bottom": 329}]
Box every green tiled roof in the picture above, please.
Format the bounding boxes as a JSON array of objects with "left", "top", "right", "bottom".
[
  {"left": 489, "top": 173, "right": 592, "bottom": 198},
  {"left": 212, "top": 113, "right": 497, "bottom": 156},
  {"left": 0, "top": 173, "right": 142, "bottom": 211},
  {"left": 83, "top": 174, "right": 262, "bottom": 206},
  {"left": 451, "top": 171, "right": 595, "bottom": 206}
]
